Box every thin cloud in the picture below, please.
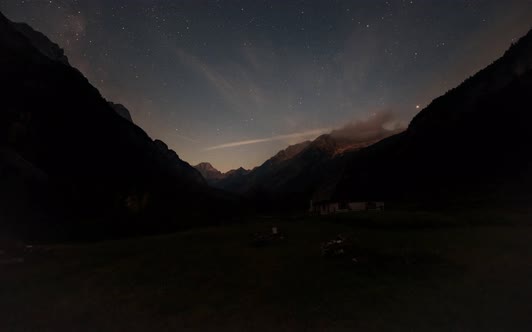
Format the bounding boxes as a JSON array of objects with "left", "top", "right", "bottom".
[
  {"left": 205, "top": 128, "right": 330, "bottom": 151},
  {"left": 174, "top": 132, "right": 199, "bottom": 144},
  {"left": 206, "top": 111, "right": 405, "bottom": 151},
  {"left": 175, "top": 48, "right": 266, "bottom": 113},
  {"left": 330, "top": 110, "right": 406, "bottom": 142}
]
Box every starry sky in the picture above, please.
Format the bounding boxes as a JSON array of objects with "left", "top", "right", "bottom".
[{"left": 2, "top": 0, "right": 531, "bottom": 171}]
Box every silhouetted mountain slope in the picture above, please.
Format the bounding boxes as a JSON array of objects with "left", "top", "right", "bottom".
[
  {"left": 0, "top": 12, "right": 227, "bottom": 238},
  {"left": 331, "top": 28, "right": 532, "bottom": 207},
  {"left": 10, "top": 21, "right": 70, "bottom": 65}
]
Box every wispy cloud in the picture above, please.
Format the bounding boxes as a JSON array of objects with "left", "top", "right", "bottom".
[
  {"left": 205, "top": 128, "right": 330, "bottom": 151},
  {"left": 205, "top": 110, "right": 406, "bottom": 151},
  {"left": 330, "top": 110, "right": 406, "bottom": 142},
  {"left": 174, "top": 132, "right": 199, "bottom": 144},
  {"left": 175, "top": 48, "right": 266, "bottom": 114}
]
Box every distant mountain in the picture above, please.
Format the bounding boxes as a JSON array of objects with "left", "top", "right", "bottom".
[
  {"left": 214, "top": 140, "right": 312, "bottom": 193},
  {"left": 0, "top": 11, "right": 229, "bottom": 239},
  {"left": 194, "top": 162, "right": 251, "bottom": 188},
  {"left": 225, "top": 167, "right": 251, "bottom": 178},
  {"left": 214, "top": 127, "right": 399, "bottom": 212},
  {"left": 195, "top": 162, "right": 225, "bottom": 182},
  {"left": 211, "top": 166, "right": 251, "bottom": 190}
]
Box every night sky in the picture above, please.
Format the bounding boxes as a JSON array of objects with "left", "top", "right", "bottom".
[{"left": 2, "top": 1, "right": 531, "bottom": 171}]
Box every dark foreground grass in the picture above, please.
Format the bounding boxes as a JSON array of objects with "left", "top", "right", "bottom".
[{"left": 1, "top": 210, "right": 532, "bottom": 331}]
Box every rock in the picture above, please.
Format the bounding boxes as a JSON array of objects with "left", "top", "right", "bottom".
[{"left": 108, "top": 102, "right": 133, "bottom": 122}]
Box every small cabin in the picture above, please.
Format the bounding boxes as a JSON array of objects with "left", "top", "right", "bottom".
[{"left": 309, "top": 200, "right": 384, "bottom": 215}]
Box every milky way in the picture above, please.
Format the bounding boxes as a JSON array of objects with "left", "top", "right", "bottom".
[{"left": 2, "top": 0, "right": 531, "bottom": 171}]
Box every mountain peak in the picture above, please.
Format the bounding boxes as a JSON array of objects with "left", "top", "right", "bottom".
[
  {"left": 195, "top": 162, "right": 224, "bottom": 182},
  {"left": 226, "top": 167, "right": 250, "bottom": 175},
  {"left": 196, "top": 162, "right": 216, "bottom": 170}
]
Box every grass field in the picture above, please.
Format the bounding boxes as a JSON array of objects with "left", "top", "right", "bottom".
[{"left": 1, "top": 210, "right": 532, "bottom": 331}]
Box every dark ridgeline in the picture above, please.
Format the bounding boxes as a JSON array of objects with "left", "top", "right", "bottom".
[
  {"left": 206, "top": 28, "right": 532, "bottom": 212},
  {"left": 331, "top": 28, "right": 532, "bottom": 208},
  {"left": 194, "top": 162, "right": 252, "bottom": 190},
  {"left": 0, "top": 11, "right": 237, "bottom": 240}
]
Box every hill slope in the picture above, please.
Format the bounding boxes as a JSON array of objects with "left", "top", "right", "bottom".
[
  {"left": 330, "top": 28, "right": 532, "bottom": 207},
  {"left": 0, "top": 12, "right": 227, "bottom": 238}
]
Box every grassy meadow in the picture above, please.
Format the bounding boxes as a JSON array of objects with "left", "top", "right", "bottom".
[{"left": 1, "top": 210, "right": 532, "bottom": 331}]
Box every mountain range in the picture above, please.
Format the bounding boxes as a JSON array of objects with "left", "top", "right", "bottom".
[
  {"left": 2, "top": 8, "right": 531, "bottom": 238},
  {"left": 197, "top": 28, "right": 532, "bottom": 211}
]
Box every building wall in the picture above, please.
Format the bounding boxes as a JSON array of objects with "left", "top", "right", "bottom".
[
  {"left": 319, "top": 203, "right": 339, "bottom": 215},
  {"left": 311, "top": 201, "right": 384, "bottom": 215},
  {"left": 348, "top": 202, "right": 367, "bottom": 211}
]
